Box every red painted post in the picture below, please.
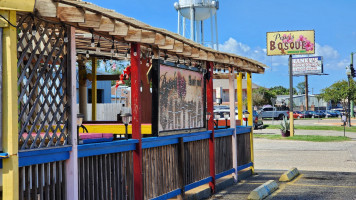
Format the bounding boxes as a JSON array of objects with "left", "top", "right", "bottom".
[
  {"left": 206, "top": 61, "right": 215, "bottom": 193},
  {"left": 131, "top": 43, "right": 143, "bottom": 200}
]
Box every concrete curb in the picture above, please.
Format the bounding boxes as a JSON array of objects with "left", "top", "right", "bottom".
[
  {"left": 185, "top": 169, "right": 252, "bottom": 200},
  {"left": 247, "top": 180, "right": 279, "bottom": 200},
  {"left": 279, "top": 167, "right": 300, "bottom": 182}
]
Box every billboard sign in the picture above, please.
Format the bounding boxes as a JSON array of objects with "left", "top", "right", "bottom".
[
  {"left": 267, "top": 30, "right": 315, "bottom": 56},
  {"left": 292, "top": 56, "right": 323, "bottom": 76}
]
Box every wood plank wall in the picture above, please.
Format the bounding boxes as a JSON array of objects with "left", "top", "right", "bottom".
[
  {"left": 236, "top": 133, "right": 251, "bottom": 166},
  {"left": 78, "top": 151, "right": 134, "bottom": 200},
  {"left": 142, "top": 144, "right": 179, "bottom": 200},
  {"left": 19, "top": 161, "right": 66, "bottom": 200},
  {"left": 214, "top": 136, "right": 233, "bottom": 174},
  {"left": 184, "top": 139, "right": 210, "bottom": 186}
]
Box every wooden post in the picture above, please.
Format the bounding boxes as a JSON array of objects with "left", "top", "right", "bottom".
[
  {"left": 78, "top": 60, "right": 88, "bottom": 120},
  {"left": 237, "top": 73, "right": 243, "bottom": 123},
  {"left": 246, "top": 72, "right": 254, "bottom": 173},
  {"left": 177, "top": 137, "right": 185, "bottom": 198},
  {"left": 91, "top": 57, "right": 97, "bottom": 121},
  {"left": 206, "top": 61, "right": 215, "bottom": 193},
  {"left": 131, "top": 42, "right": 143, "bottom": 200},
  {"left": 228, "top": 67, "right": 237, "bottom": 182},
  {"left": 1, "top": 10, "right": 18, "bottom": 200},
  {"left": 66, "top": 26, "right": 79, "bottom": 200}
]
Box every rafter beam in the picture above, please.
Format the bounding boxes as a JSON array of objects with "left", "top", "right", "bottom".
[
  {"left": 57, "top": 3, "right": 85, "bottom": 23},
  {"left": 124, "top": 26, "right": 142, "bottom": 42},
  {"left": 158, "top": 36, "right": 174, "bottom": 50},
  {"left": 109, "top": 21, "right": 129, "bottom": 36},
  {"left": 78, "top": 11, "right": 102, "bottom": 28}
]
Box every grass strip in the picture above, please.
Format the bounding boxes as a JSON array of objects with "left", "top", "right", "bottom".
[
  {"left": 264, "top": 124, "right": 356, "bottom": 132},
  {"left": 254, "top": 134, "right": 351, "bottom": 142}
]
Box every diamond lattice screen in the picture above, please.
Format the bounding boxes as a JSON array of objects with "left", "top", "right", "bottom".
[{"left": 17, "top": 15, "right": 70, "bottom": 150}]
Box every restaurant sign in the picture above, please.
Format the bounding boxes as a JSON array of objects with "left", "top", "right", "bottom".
[
  {"left": 292, "top": 56, "right": 323, "bottom": 76},
  {"left": 267, "top": 30, "right": 315, "bottom": 56}
]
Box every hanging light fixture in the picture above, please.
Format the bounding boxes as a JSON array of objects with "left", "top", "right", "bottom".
[
  {"left": 91, "top": 32, "right": 95, "bottom": 47},
  {"left": 86, "top": 50, "right": 89, "bottom": 58},
  {"left": 96, "top": 36, "right": 101, "bottom": 53},
  {"left": 31, "top": 23, "right": 37, "bottom": 36},
  {"left": 115, "top": 45, "right": 119, "bottom": 57},
  {"left": 63, "top": 31, "right": 68, "bottom": 43},
  {"left": 111, "top": 38, "right": 115, "bottom": 54}
]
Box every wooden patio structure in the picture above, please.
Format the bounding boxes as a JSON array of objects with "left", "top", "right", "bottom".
[{"left": 0, "top": 0, "right": 266, "bottom": 199}]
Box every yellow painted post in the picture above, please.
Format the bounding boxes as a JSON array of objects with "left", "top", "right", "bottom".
[
  {"left": 247, "top": 72, "right": 254, "bottom": 173},
  {"left": 237, "top": 73, "right": 243, "bottom": 122},
  {"left": 1, "top": 10, "right": 19, "bottom": 200},
  {"left": 290, "top": 112, "right": 294, "bottom": 137},
  {"left": 91, "top": 57, "right": 97, "bottom": 121}
]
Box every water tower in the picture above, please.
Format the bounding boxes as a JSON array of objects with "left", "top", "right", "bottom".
[{"left": 174, "top": 0, "right": 219, "bottom": 50}]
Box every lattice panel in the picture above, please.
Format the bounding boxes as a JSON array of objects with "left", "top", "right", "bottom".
[{"left": 17, "top": 15, "right": 70, "bottom": 150}]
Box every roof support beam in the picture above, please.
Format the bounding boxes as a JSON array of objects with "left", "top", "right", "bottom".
[
  {"left": 109, "top": 21, "right": 129, "bottom": 36},
  {"left": 57, "top": 3, "right": 85, "bottom": 23},
  {"left": 78, "top": 11, "right": 102, "bottom": 28},
  {"left": 124, "top": 26, "right": 142, "bottom": 42},
  {"left": 94, "top": 16, "right": 115, "bottom": 32}
]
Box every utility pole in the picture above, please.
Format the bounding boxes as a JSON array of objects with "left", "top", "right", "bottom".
[
  {"left": 305, "top": 75, "right": 308, "bottom": 111},
  {"left": 351, "top": 52, "right": 355, "bottom": 118}
]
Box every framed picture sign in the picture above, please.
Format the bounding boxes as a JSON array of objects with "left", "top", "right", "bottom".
[{"left": 151, "top": 60, "right": 206, "bottom": 136}]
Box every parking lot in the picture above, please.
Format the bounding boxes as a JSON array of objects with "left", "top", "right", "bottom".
[{"left": 208, "top": 125, "right": 356, "bottom": 200}]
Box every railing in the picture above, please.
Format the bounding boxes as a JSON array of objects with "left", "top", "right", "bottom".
[
  {"left": 18, "top": 146, "right": 71, "bottom": 200},
  {"left": 12, "top": 127, "right": 252, "bottom": 200},
  {"left": 214, "top": 129, "right": 234, "bottom": 177},
  {"left": 142, "top": 131, "right": 211, "bottom": 200},
  {"left": 236, "top": 126, "right": 252, "bottom": 169},
  {"left": 77, "top": 140, "right": 137, "bottom": 200}
]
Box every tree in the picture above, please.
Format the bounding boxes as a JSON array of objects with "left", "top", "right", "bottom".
[
  {"left": 269, "top": 85, "right": 297, "bottom": 95},
  {"left": 319, "top": 79, "right": 356, "bottom": 112},
  {"left": 252, "top": 87, "right": 276, "bottom": 106},
  {"left": 296, "top": 81, "right": 305, "bottom": 94}
]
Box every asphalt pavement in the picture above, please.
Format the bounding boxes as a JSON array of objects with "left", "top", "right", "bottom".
[{"left": 207, "top": 120, "right": 356, "bottom": 199}]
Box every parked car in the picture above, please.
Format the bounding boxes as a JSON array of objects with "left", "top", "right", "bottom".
[
  {"left": 213, "top": 108, "right": 263, "bottom": 129},
  {"left": 314, "top": 110, "right": 326, "bottom": 118},
  {"left": 293, "top": 111, "right": 305, "bottom": 119},
  {"left": 325, "top": 110, "right": 338, "bottom": 118},
  {"left": 259, "top": 107, "right": 289, "bottom": 120},
  {"left": 300, "top": 111, "right": 312, "bottom": 118}
]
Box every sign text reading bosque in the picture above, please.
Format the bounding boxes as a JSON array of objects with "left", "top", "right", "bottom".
[{"left": 267, "top": 30, "right": 315, "bottom": 56}]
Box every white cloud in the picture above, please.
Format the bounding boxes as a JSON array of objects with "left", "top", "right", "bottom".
[
  {"left": 315, "top": 43, "right": 339, "bottom": 59},
  {"left": 217, "top": 38, "right": 347, "bottom": 71},
  {"left": 219, "top": 37, "right": 250, "bottom": 54}
]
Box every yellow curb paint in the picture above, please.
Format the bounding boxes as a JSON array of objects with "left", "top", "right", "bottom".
[
  {"left": 287, "top": 173, "right": 303, "bottom": 185},
  {"left": 248, "top": 180, "right": 279, "bottom": 200},
  {"left": 291, "top": 184, "right": 356, "bottom": 189},
  {"left": 279, "top": 167, "right": 300, "bottom": 182}
]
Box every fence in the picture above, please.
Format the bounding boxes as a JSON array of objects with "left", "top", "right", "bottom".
[{"left": 77, "top": 140, "right": 137, "bottom": 200}]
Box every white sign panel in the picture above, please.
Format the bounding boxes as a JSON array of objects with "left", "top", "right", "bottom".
[{"left": 292, "top": 56, "right": 323, "bottom": 76}]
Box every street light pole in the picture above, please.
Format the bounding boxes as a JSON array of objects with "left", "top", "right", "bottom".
[
  {"left": 351, "top": 52, "right": 355, "bottom": 118},
  {"left": 346, "top": 66, "right": 352, "bottom": 127}
]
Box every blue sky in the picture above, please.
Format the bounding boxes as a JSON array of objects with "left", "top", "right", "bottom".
[{"left": 88, "top": 0, "right": 356, "bottom": 94}]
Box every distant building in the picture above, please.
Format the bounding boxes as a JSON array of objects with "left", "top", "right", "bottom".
[
  {"left": 213, "top": 79, "right": 260, "bottom": 104},
  {"left": 76, "top": 71, "right": 112, "bottom": 104},
  {"left": 277, "top": 94, "right": 329, "bottom": 111}
]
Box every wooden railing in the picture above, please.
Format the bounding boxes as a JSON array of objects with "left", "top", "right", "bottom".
[
  {"left": 77, "top": 140, "right": 138, "bottom": 200},
  {"left": 236, "top": 127, "right": 252, "bottom": 168},
  {"left": 214, "top": 129, "right": 234, "bottom": 175},
  {"left": 18, "top": 146, "right": 72, "bottom": 200}
]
